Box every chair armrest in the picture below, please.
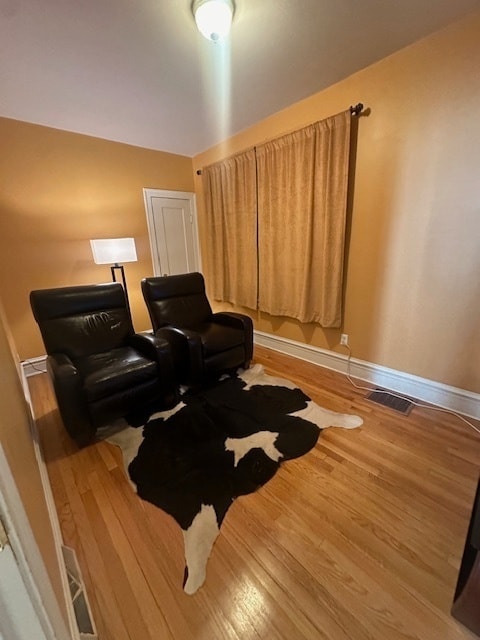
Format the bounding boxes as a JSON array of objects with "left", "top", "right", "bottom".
[
  {"left": 212, "top": 312, "right": 254, "bottom": 363},
  {"left": 48, "top": 352, "right": 79, "bottom": 379},
  {"left": 129, "top": 331, "right": 177, "bottom": 394},
  {"left": 154, "top": 327, "right": 203, "bottom": 384},
  {"left": 130, "top": 331, "right": 173, "bottom": 366},
  {"left": 46, "top": 354, "right": 94, "bottom": 447},
  {"left": 212, "top": 311, "right": 253, "bottom": 331}
]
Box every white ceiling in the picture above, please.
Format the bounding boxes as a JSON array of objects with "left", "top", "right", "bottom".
[{"left": 1, "top": 0, "right": 479, "bottom": 157}]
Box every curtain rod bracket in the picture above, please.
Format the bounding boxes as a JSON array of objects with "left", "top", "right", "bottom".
[{"left": 350, "top": 103, "right": 364, "bottom": 116}]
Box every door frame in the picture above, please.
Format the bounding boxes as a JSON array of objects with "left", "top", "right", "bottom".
[
  {"left": 0, "top": 446, "right": 73, "bottom": 640},
  {"left": 143, "top": 189, "right": 202, "bottom": 276}
]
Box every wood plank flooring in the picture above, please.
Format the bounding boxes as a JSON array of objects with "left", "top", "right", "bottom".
[{"left": 29, "top": 345, "right": 480, "bottom": 640}]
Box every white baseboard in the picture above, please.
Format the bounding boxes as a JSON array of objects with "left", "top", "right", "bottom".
[
  {"left": 22, "top": 356, "right": 47, "bottom": 377},
  {"left": 19, "top": 361, "right": 81, "bottom": 639},
  {"left": 254, "top": 330, "right": 480, "bottom": 421},
  {"left": 22, "top": 339, "right": 480, "bottom": 420}
]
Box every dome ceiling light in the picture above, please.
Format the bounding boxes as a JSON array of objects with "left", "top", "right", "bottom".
[{"left": 193, "top": 0, "right": 235, "bottom": 42}]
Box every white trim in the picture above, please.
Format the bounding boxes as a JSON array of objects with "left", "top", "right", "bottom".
[
  {"left": 20, "top": 367, "right": 81, "bottom": 639},
  {"left": 254, "top": 330, "right": 480, "bottom": 420},
  {"left": 0, "top": 447, "right": 71, "bottom": 640},
  {"left": 143, "top": 188, "right": 202, "bottom": 276},
  {"left": 0, "top": 538, "right": 49, "bottom": 640},
  {"left": 22, "top": 342, "right": 480, "bottom": 421},
  {"left": 21, "top": 356, "right": 47, "bottom": 377}
]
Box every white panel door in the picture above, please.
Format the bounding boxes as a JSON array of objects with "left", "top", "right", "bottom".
[
  {"left": 144, "top": 190, "right": 201, "bottom": 276},
  {"left": 0, "top": 446, "right": 72, "bottom": 640},
  {"left": 0, "top": 521, "right": 49, "bottom": 640}
]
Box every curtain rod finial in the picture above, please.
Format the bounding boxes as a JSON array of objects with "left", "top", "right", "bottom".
[{"left": 350, "top": 103, "right": 364, "bottom": 116}]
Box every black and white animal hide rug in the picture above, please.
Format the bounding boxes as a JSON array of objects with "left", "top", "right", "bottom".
[{"left": 106, "top": 364, "right": 363, "bottom": 594}]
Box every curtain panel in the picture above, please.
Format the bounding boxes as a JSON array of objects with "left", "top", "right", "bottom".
[
  {"left": 257, "top": 110, "right": 351, "bottom": 326},
  {"left": 202, "top": 109, "right": 351, "bottom": 326},
  {"left": 202, "top": 150, "right": 258, "bottom": 309}
]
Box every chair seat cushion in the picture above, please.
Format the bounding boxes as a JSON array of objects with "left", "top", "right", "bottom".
[
  {"left": 196, "top": 323, "right": 245, "bottom": 357},
  {"left": 76, "top": 347, "right": 158, "bottom": 402}
]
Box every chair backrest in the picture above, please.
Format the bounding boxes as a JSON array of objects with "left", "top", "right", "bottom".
[
  {"left": 30, "top": 283, "right": 133, "bottom": 359},
  {"left": 141, "top": 273, "right": 213, "bottom": 331}
]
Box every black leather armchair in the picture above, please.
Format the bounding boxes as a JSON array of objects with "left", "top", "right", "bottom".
[
  {"left": 141, "top": 273, "right": 253, "bottom": 385},
  {"left": 30, "top": 283, "right": 177, "bottom": 447}
]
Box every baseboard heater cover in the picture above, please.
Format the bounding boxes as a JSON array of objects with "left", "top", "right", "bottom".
[{"left": 62, "top": 545, "right": 98, "bottom": 640}]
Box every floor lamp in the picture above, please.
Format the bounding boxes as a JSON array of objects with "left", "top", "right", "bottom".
[{"left": 90, "top": 238, "right": 137, "bottom": 313}]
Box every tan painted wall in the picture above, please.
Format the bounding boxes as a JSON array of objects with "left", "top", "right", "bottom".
[
  {"left": 193, "top": 12, "right": 480, "bottom": 394},
  {"left": 0, "top": 299, "right": 69, "bottom": 627},
  {"left": 0, "top": 118, "right": 194, "bottom": 359}
]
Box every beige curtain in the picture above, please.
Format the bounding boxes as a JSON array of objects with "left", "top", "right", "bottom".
[
  {"left": 202, "top": 150, "right": 257, "bottom": 309},
  {"left": 256, "top": 110, "right": 351, "bottom": 326}
]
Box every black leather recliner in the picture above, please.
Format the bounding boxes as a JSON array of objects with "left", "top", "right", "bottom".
[
  {"left": 30, "top": 282, "right": 177, "bottom": 447},
  {"left": 141, "top": 272, "right": 253, "bottom": 385}
]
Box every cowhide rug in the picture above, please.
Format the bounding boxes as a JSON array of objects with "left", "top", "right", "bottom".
[{"left": 105, "top": 364, "right": 363, "bottom": 594}]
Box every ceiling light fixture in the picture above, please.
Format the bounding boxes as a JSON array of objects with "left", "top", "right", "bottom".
[{"left": 193, "top": 0, "right": 234, "bottom": 42}]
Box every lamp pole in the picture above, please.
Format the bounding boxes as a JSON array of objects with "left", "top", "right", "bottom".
[{"left": 110, "top": 263, "right": 131, "bottom": 315}]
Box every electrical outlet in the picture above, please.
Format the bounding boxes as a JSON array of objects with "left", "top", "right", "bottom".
[{"left": 340, "top": 333, "right": 349, "bottom": 346}]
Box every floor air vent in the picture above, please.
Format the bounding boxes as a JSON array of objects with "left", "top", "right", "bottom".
[{"left": 366, "top": 388, "right": 414, "bottom": 415}]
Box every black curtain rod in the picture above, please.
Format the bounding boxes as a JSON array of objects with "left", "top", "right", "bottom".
[{"left": 196, "top": 103, "right": 364, "bottom": 175}]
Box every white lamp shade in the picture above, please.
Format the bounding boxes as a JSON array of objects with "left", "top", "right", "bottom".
[
  {"left": 194, "top": 0, "right": 234, "bottom": 42},
  {"left": 90, "top": 238, "right": 137, "bottom": 265}
]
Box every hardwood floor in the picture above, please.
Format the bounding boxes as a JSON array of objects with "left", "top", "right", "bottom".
[{"left": 29, "top": 345, "right": 480, "bottom": 640}]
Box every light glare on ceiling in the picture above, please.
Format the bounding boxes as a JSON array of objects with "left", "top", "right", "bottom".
[{"left": 193, "top": 0, "right": 234, "bottom": 42}]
